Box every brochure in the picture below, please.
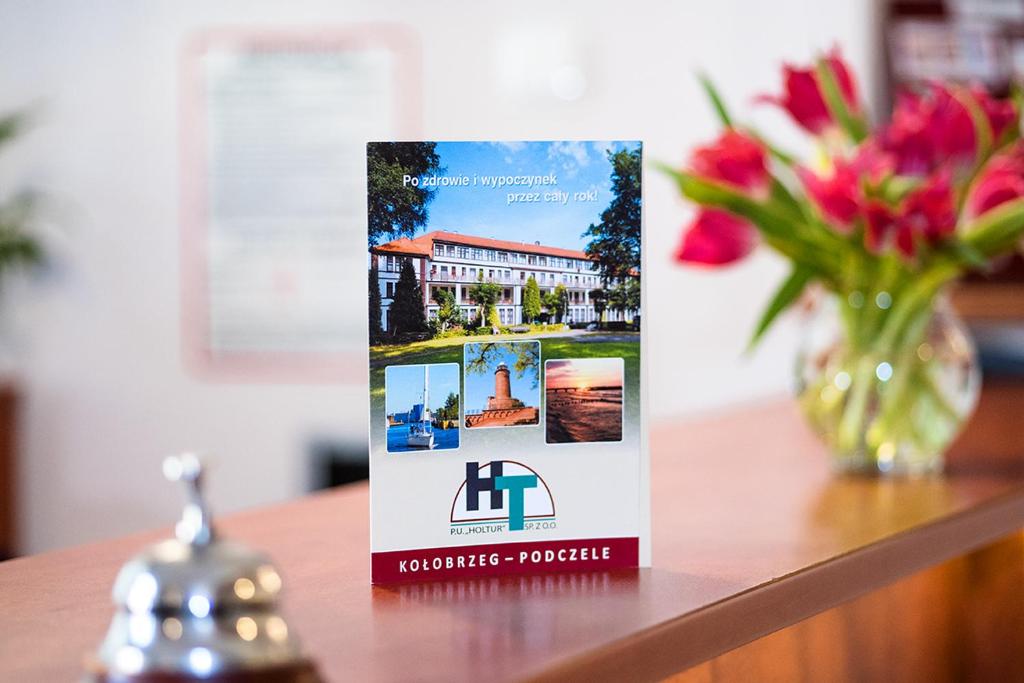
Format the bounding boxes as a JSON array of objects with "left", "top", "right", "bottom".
[{"left": 367, "top": 140, "right": 647, "bottom": 582}]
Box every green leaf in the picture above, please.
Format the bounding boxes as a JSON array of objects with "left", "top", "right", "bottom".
[
  {"left": 768, "top": 178, "right": 805, "bottom": 221},
  {"left": 940, "top": 239, "right": 989, "bottom": 271},
  {"left": 875, "top": 175, "right": 920, "bottom": 204},
  {"left": 655, "top": 163, "right": 841, "bottom": 279},
  {"left": 962, "top": 197, "right": 1024, "bottom": 257},
  {"left": 0, "top": 112, "right": 26, "bottom": 150},
  {"left": 1009, "top": 85, "right": 1024, "bottom": 142},
  {"left": 815, "top": 59, "right": 868, "bottom": 143},
  {"left": 697, "top": 73, "right": 733, "bottom": 128},
  {"left": 666, "top": 169, "right": 803, "bottom": 240},
  {"left": 748, "top": 265, "right": 813, "bottom": 350},
  {"left": 0, "top": 231, "right": 43, "bottom": 267}
]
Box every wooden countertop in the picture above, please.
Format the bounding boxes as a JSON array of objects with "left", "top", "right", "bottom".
[{"left": 3, "top": 401, "right": 1024, "bottom": 682}]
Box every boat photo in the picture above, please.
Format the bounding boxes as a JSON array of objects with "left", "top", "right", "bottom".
[
  {"left": 384, "top": 362, "right": 460, "bottom": 454},
  {"left": 406, "top": 365, "right": 435, "bottom": 450}
]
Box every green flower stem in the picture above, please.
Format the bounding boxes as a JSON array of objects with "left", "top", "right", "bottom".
[
  {"left": 875, "top": 263, "right": 960, "bottom": 351},
  {"left": 804, "top": 276, "right": 967, "bottom": 470},
  {"left": 865, "top": 306, "right": 933, "bottom": 455},
  {"left": 851, "top": 256, "right": 901, "bottom": 350},
  {"left": 919, "top": 365, "right": 961, "bottom": 423},
  {"left": 836, "top": 353, "right": 878, "bottom": 454}
]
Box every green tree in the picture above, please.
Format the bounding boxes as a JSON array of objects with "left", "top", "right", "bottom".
[
  {"left": 608, "top": 280, "right": 640, "bottom": 319},
  {"left": 367, "top": 142, "right": 441, "bottom": 244},
  {"left": 389, "top": 259, "right": 427, "bottom": 336},
  {"left": 464, "top": 342, "right": 540, "bottom": 388},
  {"left": 589, "top": 288, "right": 607, "bottom": 328},
  {"left": 487, "top": 305, "right": 502, "bottom": 330},
  {"left": 543, "top": 284, "right": 568, "bottom": 323},
  {"left": 608, "top": 283, "right": 627, "bottom": 317},
  {"left": 522, "top": 276, "right": 541, "bottom": 323},
  {"left": 368, "top": 266, "right": 383, "bottom": 344},
  {"left": 431, "top": 288, "right": 463, "bottom": 333},
  {"left": 542, "top": 291, "right": 556, "bottom": 321},
  {"left": 436, "top": 391, "right": 459, "bottom": 422},
  {"left": 583, "top": 147, "right": 642, "bottom": 284},
  {"left": 623, "top": 278, "right": 641, "bottom": 315},
  {"left": 468, "top": 275, "right": 501, "bottom": 330}
]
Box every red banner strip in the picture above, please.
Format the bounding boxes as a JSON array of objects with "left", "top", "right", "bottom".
[{"left": 372, "top": 537, "right": 639, "bottom": 583}]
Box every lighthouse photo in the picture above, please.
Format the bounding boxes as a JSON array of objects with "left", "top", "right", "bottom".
[{"left": 463, "top": 341, "right": 540, "bottom": 429}]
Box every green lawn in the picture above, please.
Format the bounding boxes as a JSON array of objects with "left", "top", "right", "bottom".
[{"left": 370, "top": 332, "right": 640, "bottom": 413}]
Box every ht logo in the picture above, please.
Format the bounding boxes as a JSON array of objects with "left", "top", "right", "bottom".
[{"left": 465, "top": 461, "right": 537, "bottom": 531}]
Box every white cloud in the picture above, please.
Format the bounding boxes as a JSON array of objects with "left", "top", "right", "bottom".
[
  {"left": 492, "top": 141, "right": 527, "bottom": 153},
  {"left": 547, "top": 141, "right": 591, "bottom": 178}
]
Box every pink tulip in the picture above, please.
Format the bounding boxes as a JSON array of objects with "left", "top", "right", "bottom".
[
  {"left": 851, "top": 140, "right": 896, "bottom": 182},
  {"left": 967, "top": 143, "right": 1024, "bottom": 218},
  {"left": 882, "top": 84, "right": 1017, "bottom": 175},
  {"left": 758, "top": 48, "right": 860, "bottom": 135},
  {"left": 971, "top": 84, "right": 1018, "bottom": 142},
  {"left": 863, "top": 174, "right": 957, "bottom": 259},
  {"left": 797, "top": 161, "right": 862, "bottom": 229},
  {"left": 893, "top": 172, "right": 957, "bottom": 258},
  {"left": 863, "top": 201, "right": 896, "bottom": 254},
  {"left": 676, "top": 208, "right": 757, "bottom": 266},
  {"left": 688, "top": 129, "right": 770, "bottom": 196}
]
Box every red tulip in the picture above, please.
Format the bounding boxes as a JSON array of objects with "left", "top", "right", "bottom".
[
  {"left": 971, "top": 85, "right": 1018, "bottom": 142},
  {"left": 967, "top": 143, "right": 1024, "bottom": 218},
  {"left": 758, "top": 48, "right": 860, "bottom": 135},
  {"left": 676, "top": 208, "right": 757, "bottom": 266},
  {"left": 863, "top": 201, "right": 896, "bottom": 253},
  {"left": 894, "top": 223, "right": 917, "bottom": 260},
  {"left": 689, "top": 129, "right": 770, "bottom": 196},
  {"left": 797, "top": 161, "right": 862, "bottom": 229},
  {"left": 880, "top": 92, "right": 932, "bottom": 175},
  {"left": 893, "top": 172, "right": 957, "bottom": 258},
  {"left": 883, "top": 87, "right": 969, "bottom": 174},
  {"left": 882, "top": 84, "right": 1017, "bottom": 175},
  {"left": 851, "top": 140, "right": 896, "bottom": 182}
]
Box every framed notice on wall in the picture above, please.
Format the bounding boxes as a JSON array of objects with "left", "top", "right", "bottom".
[
  {"left": 181, "top": 27, "right": 419, "bottom": 379},
  {"left": 367, "top": 140, "right": 649, "bottom": 583}
]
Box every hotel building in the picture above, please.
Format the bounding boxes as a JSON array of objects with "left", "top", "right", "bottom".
[{"left": 370, "top": 230, "right": 638, "bottom": 332}]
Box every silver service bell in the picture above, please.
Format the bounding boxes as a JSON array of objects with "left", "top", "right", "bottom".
[{"left": 85, "top": 454, "right": 320, "bottom": 682}]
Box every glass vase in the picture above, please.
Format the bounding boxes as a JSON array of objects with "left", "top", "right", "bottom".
[{"left": 795, "top": 289, "right": 980, "bottom": 476}]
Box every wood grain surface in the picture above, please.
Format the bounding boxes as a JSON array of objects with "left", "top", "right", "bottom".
[
  {"left": 2, "top": 401, "right": 1023, "bottom": 682},
  {"left": 667, "top": 532, "right": 1024, "bottom": 682}
]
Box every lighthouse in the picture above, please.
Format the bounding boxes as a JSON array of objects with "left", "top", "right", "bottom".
[
  {"left": 486, "top": 363, "right": 522, "bottom": 410},
  {"left": 465, "top": 349, "right": 540, "bottom": 429}
]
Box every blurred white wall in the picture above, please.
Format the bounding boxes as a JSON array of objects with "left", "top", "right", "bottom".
[{"left": 0, "top": 0, "right": 878, "bottom": 553}]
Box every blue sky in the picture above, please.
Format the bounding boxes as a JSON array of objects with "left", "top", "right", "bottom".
[
  {"left": 422, "top": 141, "right": 641, "bottom": 251},
  {"left": 464, "top": 343, "right": 539, "bottom": 413},
  {"left": 385, "top": 363, "right": 460, "bottom": 414}
]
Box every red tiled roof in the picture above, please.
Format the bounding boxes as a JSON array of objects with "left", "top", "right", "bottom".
[
  {"left": 371, "top": 230, "right": 593, "bottom": 261},
  {"left": 371, "top": 235, "right": 432, "bottom": 257}
]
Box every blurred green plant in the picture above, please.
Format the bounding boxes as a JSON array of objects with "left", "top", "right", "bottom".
[{"left": 0, "top": 112, "right": 44, "bottom": 282}]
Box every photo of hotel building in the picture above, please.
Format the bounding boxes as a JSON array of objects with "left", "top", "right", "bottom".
[{"left": 370, "top": 230, "right": 638, "bottom": 332}]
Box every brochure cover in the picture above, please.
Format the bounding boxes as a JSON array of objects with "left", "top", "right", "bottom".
[{"left": 367, "top": 140, "right": 647, "bottom": 583}]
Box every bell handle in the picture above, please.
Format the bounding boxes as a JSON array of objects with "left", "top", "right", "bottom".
[{"left": 162, "top": 453, "right": 214, "bottom": 546}]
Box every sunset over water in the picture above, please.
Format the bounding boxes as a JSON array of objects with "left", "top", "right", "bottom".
[{"left": 545, "top": 358, "right": 624, "bottom": 444}]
